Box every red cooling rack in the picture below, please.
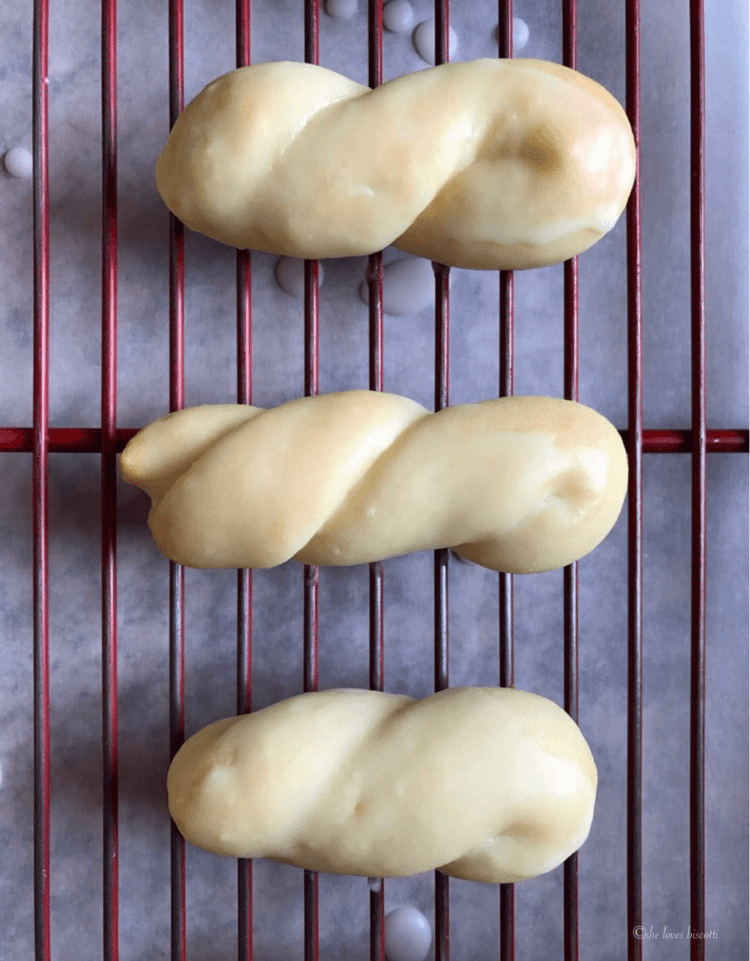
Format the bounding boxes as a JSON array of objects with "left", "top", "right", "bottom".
[{"left": 5, "top": 0, "right": 747, "bottom": 960}]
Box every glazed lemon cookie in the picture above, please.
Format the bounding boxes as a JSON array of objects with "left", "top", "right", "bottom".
[
  {"left": 120, "top": 391, "right": 628, "bottom": 573},
  {"left": 155, "top": 59, "right": 636, "bottom": 269},
  {"left": 167, "top": 686, "right": 598, "bottom": 882}
]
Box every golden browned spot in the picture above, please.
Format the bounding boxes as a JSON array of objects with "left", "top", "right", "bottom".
[{"left": 519, "top": 125, "right": 562, "bottom": 174}]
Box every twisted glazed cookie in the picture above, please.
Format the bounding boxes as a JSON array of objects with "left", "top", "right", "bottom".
[
  {"left": 119, "top": 391, "right": 628, "bottom": 573},
  {"left": 167, "top": 687, "right": 598, "bottom": 882},
  {"left": 155, "top": 59, "right": 636, "bottom": 270}
]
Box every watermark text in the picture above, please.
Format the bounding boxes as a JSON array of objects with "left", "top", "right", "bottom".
[{"left": 633, "top": 926, "right": 719, "bottom": 941}]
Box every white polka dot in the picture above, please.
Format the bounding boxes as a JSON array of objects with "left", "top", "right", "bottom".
[
  {"left": 275, "top": 257, "right": 325, "bottom": 298},
  {"left": 359, "top": 257, "right": 434, "bottom": 316},
  {"left": 385, "top": 906, "right": 432, "bottom": 961},
  {"left": 413, "top": 19, "right": 459, "bottom": 65},
  {"left": 325, "top": 0, "right": 357, "bottom": 18},
  {"left": 4, "top": 147, "right": 33, "bottom": 179},
  {"left": 383, "top": 0, "right": 414, "bottom": 34},
  {"left": 494, "top": 17, "right": 530, "bottom": 54},
  {"left": 513, "top": 17, "right": 530, "bottom": 51}
]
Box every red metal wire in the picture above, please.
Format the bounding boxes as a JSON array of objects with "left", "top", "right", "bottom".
[
  {"left": 433, "top": 7, "right": 451, "bottom": 959},
  {"left": 302, "top": 266, "right": 321, "bottom": 961},
  {"left": 305, "top": 0, "right": 320, "bottom": 64},
  {"left": 303, "top": 3, "right": 321, "bottom": 958},
  {"left": 496, "top": 10, "right": 514, "bottom": 683},
  {"left": 433, "top": 261, "right": 450, "bottom": 709},
  {"left": 236, "top": 555, "right": 254, "bottom": 958},
  {"left": 435, "top": 0, "right": 449, "bottom": 64},
  {"left": 368, "top": 0, "right": 383, "bottom": 89},
  {"left": 689, "top": 0, "right": 707, "bottom": 954},
  {"left": 101, "top": 1, "right": 119, "bottom": 959},
  {"left": 167, "top": 2, "right": 187, "bottom": 959},
  {"left": 234, "top": 4, "right": 254, "bottom": 961},
  {"left": 368, "top": 563, "right": 385, "bottom": 693},
  {"left": 366, "top": 4, "right": 386, "bottom": 958},
  {"left": 496, "top": 0, "right": 512, "bottom": 59},
  {"left": 32, "top": 0, "right": 50, "bottom": 957},
  {"left": 625, "top": 0, "right": 644, "bottom": 956},
  {"left": 234, "top": 5, "right": 254, "bottom": 960},
  {"left": 497, "top": 4, "right": 514, "bottom": 959},
  {"left": 1, "top": 427, "right": 746, "bottom": 455},
  {"left": 236, "top": 0, "right": 251, "bottom": 71},
  {"left": 561, "top": 4, "right": 580, "bottom": 961},
  {"left": 169, "top": 552, "right": 186, "bottom": 961}
]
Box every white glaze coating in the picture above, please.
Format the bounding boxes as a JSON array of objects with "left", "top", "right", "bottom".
[
  {"left": 119, "top": 392, "right": 629, "bottom": 574},
  {"left": 167, "top": 687, "right": 598, "bottom": 882},
  {"left": 154, "top": 60, "right": 637, "bottom": 270}
]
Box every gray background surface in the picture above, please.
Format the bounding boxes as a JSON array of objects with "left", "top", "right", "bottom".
[{"left": 0, "top": 0, "right": 748, "bottom": 959}]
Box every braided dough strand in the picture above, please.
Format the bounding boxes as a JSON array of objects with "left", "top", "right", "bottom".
[
  {"left": 167, "top": 687, "right": 597, "bottom": 882},
  {"left": 119, "top": 391, "right": 628, "bottom": 573},
  {"left": 155, "top": 59, "right": 636, "bottom": 269}
]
